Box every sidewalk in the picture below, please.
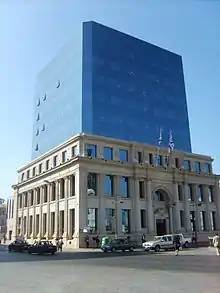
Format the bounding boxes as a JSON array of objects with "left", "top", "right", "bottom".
[{"left": 62, "top": 247, "right": 101, "bottom": 252}]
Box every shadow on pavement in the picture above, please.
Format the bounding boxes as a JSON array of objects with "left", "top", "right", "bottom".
[{"left": 0, "top": 248, "right": 219, "bottom": 274}]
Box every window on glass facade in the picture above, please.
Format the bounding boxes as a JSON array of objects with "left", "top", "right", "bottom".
[
  {"left": 200, "top": 211, "right": 206, "bottom": 231},
  {"left": 139, "top": 181, "right": 145, "bottom": 199},
  {"left": 53, "top": 155, "right": 58, "bottom": 167},
  {"left": 210, "top": 211, "right": 216, "bottom": 230},
  {"left": 36, "top": 128, "right": 39, "bottom": 136},
  {"left": 153, "top": 190, "right": 165, "bottom": 201},
  {"left": 87, "top": 144, "right": 97, "bottom": 158},
  {"left": 105, "top": 208, "right": 115, "bottom": 231},
  {"left": 27, "top": 170, "right": 30, "bottom": 179},
  {"left": 140, "top": 209, "right": 146, "bottom": 228},
  {"left": 198, "top": 185, "right": 203, "bottom": 202},
  {"left": 103, "top": 147, "right": 113, "bottom": 160},
  {"left": 32, "top": 167, "right": 36, "bottom": 176},
  {"left": 183, "top": 160, "right": 191, "bottom": 171},
  {"left": 35, "top": 143, "right": 39, "bottom": 151},
  {"left": 37, "top": 98, "right": 40, "bottom": 106},
  {"left": 119, "top": 149, "right": 128, "bottom": 162},
  {"left": 178, "top": 184, "right": 183, "bottom": 201},
  {"left": 194, "top": 161, "right": 201, "bottom": 173},
  {"left": 149, "top": 153, "right": 153, "bottom": 165},
  {"left": 36, "top": 113, "right": 40, "bottom": 121},
  {"left": 137, "top": 151, "right": 143, "bottom": 163},
  {"left": 87, "top": 173, "right": 97, "bottom": 196},
  {"left": 62, "top": 151, "right": 67, "bottom": 163},
  {"left": 203, "top": 163, "right": 211, "bottom": 174},
  {"left": 41, "top": 124, "right": 45, "bottom": 131},
  {"left": 39, "top": 163, "right": 42, "bottom": 174},
  {"left": 188, "top": 185, "right": 193, "bottom": 201},
  {"left": 42, "top": 93, "right": 46, "bottom": 101},
  {"left": 180, "top": 211, "right": 184, "bottom": 228},
  {"left": 121, "top": 177, "right": 129, "bottom": 198},
  {"left": 104, "top": 175, "right": 114, "bottom": 196},
  {"left": 122, "top": 209, "right": 130, "bottom": 233},
  {"left": 208, "top": 186, "right": 214, "bottom": 202},
  {"left": 87, "top": 208, "right": 98, "bottom": 231}
]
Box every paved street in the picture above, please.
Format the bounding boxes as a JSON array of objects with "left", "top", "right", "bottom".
[{"left": 0, "top": 247, "right": 219, "bottom": 293}]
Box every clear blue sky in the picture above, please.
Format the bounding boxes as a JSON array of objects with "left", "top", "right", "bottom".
[{"left": 0, "top": 0, "right": 219, "bottom": 200}]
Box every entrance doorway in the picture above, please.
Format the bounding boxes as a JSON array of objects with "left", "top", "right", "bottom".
[{"left": 156, "top": 219, "right": 166, "bottom": 235}]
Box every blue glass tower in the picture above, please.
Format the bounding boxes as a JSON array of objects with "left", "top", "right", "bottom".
[{"left": 31, "top": 21, "right": 191, "bottom": 159}]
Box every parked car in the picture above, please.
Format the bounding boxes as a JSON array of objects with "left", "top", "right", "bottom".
[
  {"left": 142, "top": 235, "right": 176, "bottom": 252},
  {"left": 28, "top": 241, "right": 57, "bottom": 255},
  {"left": 101, "top": 238, "right": 137, "bottom": 253},
  {"left": 8, "top": 240, "right": 30, "bottom": 252}
]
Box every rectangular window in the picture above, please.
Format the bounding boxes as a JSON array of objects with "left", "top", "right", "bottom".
[
  {"left": 71, "top": 145, "right": 78, "bottom": 157},
  {"left": 103, "top": 147, "right": 113, "bottom": 160},
  {"left": 21, "top": 173, "right": 25, "bottom": 181},
  {"left": 51, "top": 183, "right": 56, "bottom": 201},
  {"left": 180, "top": 210, "right": 184, "bottom": 228},
  {"left": 104, "top": 175, "right": 114, "bottom": 197},
  {"left": 36, "top": 188, "right": 40, "bottom": 205},
  {"left": 140, "top": 209, "right": 146, "bottom": 228},
  {"left": 139, "top": 181, "right": 145, "bottom": 199},
  {"left": 71, "top": 175, "right": 75, "bottom": 196},
  {"left": 188, "top": 185, "right": 193, "bottom": 201},
  {"left": 27, "top": 170, "right": 30, "bottom": 179},
  {"left": 178, "top": 184, "right": 183, "bottom": 201},
  {"left": 149, "top": 153, "right": 153, "bottom": 165},
  {"left": 87, "top": 208, "right": 98, "bottom": 232},
  {"left": 53, "top": 155, "right": 58, "bottom": 167},
  {"left": 175, "top": 158, "right": 180, "bottom": 168},
  {"left": 87, "top": 173, "right": 97, "bottom": 196},
  {"left": 119, "top": 149, "right": 128, "bottom": 162},
  {"left": 87, "top": 144, "right": 97, "bottom": 158},
  {"left": 32, "top": 167, "right": 36, "bottom": 177},
  {"left": 200, "top": 211, "right": 206, "bottom": 231},
  {"left": 121, "top": 176, "right": 129, "bottom": 198},
  {"left": 39, "top": 163, "right": 42, "bottom": 173},
  {"left": 45, "top": 160, "right": 50, "bottom": 170},
  {"left": 62, "top": 151, "right": 67, "bottom": 163},
  {"left": 122, "top": 209, "right": 131, "bottom": 233},
  {"left": 105, "top": 208, "right": 115, "bottom": 232},
  {"left": 155, "top": 154, "right": 162, "bottom": 166},
  {"left": 208, "top": 186, "right": 214, "bottom": 202},
  {"left": 210, "top": 211, "right": 216, "bottom": 230},
  {"left": 30, "top": 190, "right": 34, "bottom": 206},
  {"left": 190, "top": 211, "right": 196, "bottom": 231},
  {"left": 194, "top": 161, "right": 201, "bottom": 173},
  {"left": 137, "top": 151, "right": 142, "bottom": 163},
  {"left": 164, "top": 155, "right": 169, "bottom": 167},
  {"left": 183, "top": 160, "right": 191, "bottom": 171},
  {"left": 198, "top": 185, "right": 203, "bottom": 202},
  {"left": 203, "top": 163, "right": 211, "bottom": 174}
]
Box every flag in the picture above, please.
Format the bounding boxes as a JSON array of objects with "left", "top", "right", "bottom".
[
  {"left": 168, "top": 130, "right": 174, "bottom": 153},
  {"left": 158, "top": 128, "right": 162, "bottom": 146},
  {"left": 155, "top": 128, "right": 163, "bottom": 166}
]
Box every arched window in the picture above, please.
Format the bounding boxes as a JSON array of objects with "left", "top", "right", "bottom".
[{"left": 153, "top": 190, "right": 165, "bottom": 201}]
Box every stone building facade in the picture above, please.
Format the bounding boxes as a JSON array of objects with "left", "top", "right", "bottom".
[
  {"left": 0, "top": 199, "right": 7, "bottom": 240},
  {"left": 9, "top": 133, "right": 220, "bottom": 248}
]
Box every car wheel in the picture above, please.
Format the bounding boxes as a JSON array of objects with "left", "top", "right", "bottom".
[
  {"left": 184, "top": 242, "right": 189, "bottom": 248},
  {"left": 129, "top": 247, "right": 134, "bottom": 252},
  {"left": 111, "top": 247, "right": 116, "bottom": 253},
  {"left": 155, "top": 245, "right": 160, "bottom": 252}
]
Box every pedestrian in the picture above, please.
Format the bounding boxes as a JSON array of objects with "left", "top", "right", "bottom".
[
  {"left": 85, "top": 235, "right": 89, "bottom": 248},
  {"left": 56, "top": 238, "right": 59, "bottom": 251},
  {"left": 59, "top": 238, "right": 64, "bottom": 252},
  {"left": 173, "top": 235, "right": 181, "bottom": 256},
  {"left": 95, "top": 236, "right": 100, "bottom": 248},
  {"left": 212, "top": 233, "right": 220, "bottom": 256},
  {"left": 142, "top": 233, "right": 146, "bottom": 244}
]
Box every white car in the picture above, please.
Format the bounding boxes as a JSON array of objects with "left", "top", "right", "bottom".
[
  {"left": 142, "top": 235, "right": 175, "bottom": 252},
  {"left": 174, "top": 234, "right": 191, "bottom": 248}
]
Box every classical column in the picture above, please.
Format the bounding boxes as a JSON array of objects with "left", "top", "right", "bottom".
[
  {"left": 26, "top": 191, "right": 30, "bottom": 239},
  {"left": 169, "top": 206, "right": 174, "bottom": 233},
  {"left": 38, "top": 187, "right": 43, "bottom": 238},
  {"left": 147, "top": 180, "right": 154, "bottom": 234},
  {"left": 193, "top": 184, "right": 201, "bottom": 232},
  {"left": 204, "top": 185, "right": 211, "bottom": 231},
  {"left": 12, "top": 188, "right": 19, "bottom": 241},
  {"left": 20, "top": 193, "right": 24, "bottom": 237},
  {"left": 98, "top": 174, "right": 106, "bottom": 235},
  {"left": 53, "top": 181, "right": 59, "bottom": 239},
  {"left": 116, "top": 176, "right": 122, "bottom": 236},
  {"left": 133, "top": 178, "right": 141, "bottom": 235},
  {"left": 184, "top": 183, "right": 191, "bottom": 232},
  {"left": 63, "top": 177, "right": 69, "bottom": 241},
  {"left": 214, "top": 181, "right": 220, "bottom": 230},
  {"left": 173, "top": 182, "right": 181, "bottom": 232},
  {"left": 46, "top": 184, "right": 50, "bottom": 239},
  {"left": 32, "top": 189, "right": 36, "bottom": 239}
]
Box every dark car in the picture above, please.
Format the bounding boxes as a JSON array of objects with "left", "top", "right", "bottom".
[
  {"left": 8, "top": 240, "right": 30, "bottom": 252},
  {"left": 101, "top": 239, "right": 137, "bottom": 253},
  {"left": 28, "top": 241, "right": 57, "bottom": 255}
]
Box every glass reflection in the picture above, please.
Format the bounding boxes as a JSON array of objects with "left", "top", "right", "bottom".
[
  {"left": 103, "top": 147, "right": 113, "bottom": 160},
  {"left": 87, "top": 144, "right": 97, "bottom": 158},
  {"left": 119, "top": 149, "right": 128, "bottom": 161},
  {"left": 105, "top": 175, "right": 114, "bottom": 197},
  {"left": 121, "top": 177, "right": 129, "bottom": 198},
  {"left": 121, "top": 209, "right": 130, "bottom": 233},
  {"left": 105, "top": 208, "right": 115, "bottom": 231}
]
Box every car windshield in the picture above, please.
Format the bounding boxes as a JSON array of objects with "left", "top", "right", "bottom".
[{"left": 154, "top": 236, "right": 162, "bottom": 240}]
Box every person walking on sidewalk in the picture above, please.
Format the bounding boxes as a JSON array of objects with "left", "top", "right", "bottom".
[
  {"left": 173, "top": 235, "right": 181, "bottom": 256},
  {"left": 213, "top": 233, "right": 220, "bottom": 256}
]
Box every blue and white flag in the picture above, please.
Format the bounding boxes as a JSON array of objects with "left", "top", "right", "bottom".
[
  {"left": 168, "top": 130, "right": 174, "bottom": 153},
  {"left": 158, "top": 128, "right": 162, "bottom": 146}
]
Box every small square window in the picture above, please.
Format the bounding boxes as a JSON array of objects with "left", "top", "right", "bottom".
[
  {"left": 103, "top": 147, "right": 113, "bottom": 160},
  {"left": 87, "top": 144, "right": 97, "bottom": 158},
  {"left": 39, "top": 163, "right": 42, "bottom": 173},
  {"left": 119, "top": 149, "right": 128, "bottom": 161},
  {"left": 53, "top": 155, "right": 58, "bottom": 167},
  {"left": 45, "top": 160, "right": 50, "bottom": 170}
]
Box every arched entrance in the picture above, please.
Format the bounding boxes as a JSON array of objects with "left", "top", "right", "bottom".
[{"left": 153, "top": 188, "right": 172, "bottom": 236}]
